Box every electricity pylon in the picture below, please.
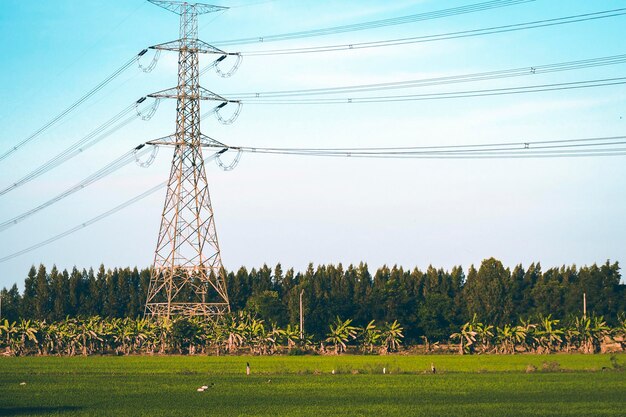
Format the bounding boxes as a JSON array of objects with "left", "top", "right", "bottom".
[{"left": 144, "top": 1, "right": 235, "bottom": 318}]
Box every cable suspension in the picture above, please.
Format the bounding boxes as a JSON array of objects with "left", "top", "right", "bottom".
[
  {"left": 0, "top": 98, "right": 160, "bottom": 197},
  {"left": 210, "top": 0, "right": 533, "bottom": 46},
  {"left": 0, "top": 152, "right": 222, "bottom": 264},
  {"left": 226, "top": 54, "right": 626, "bottom": 99},
  {"left": 0, "top": 144, "right": 152, "bottom": 233},
  {"left": 215, "top": 148, "right": 243, "bottom": 171},
  {"left": 135, "top": 145, "right": 159, "bottom": 168},
  {"left": 215, "top": 54, "right": 243, "bottom": 78},
  {"left": 215, "top": 102, "right": 242, "bottom": 125},
  {"left": 138, "top": 49, "right": 162, "bottom": 73},
  {"left": 0, "top": 49, "right": 150, "bottom": 164},
  {"left": 241, "top": 8, "right": 626, "bottom": 56},
  {"left": 239, "top": 76, "right": 626, "bottom": 104}
]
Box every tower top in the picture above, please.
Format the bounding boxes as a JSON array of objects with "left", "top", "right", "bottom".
[{"left": 149, "top": 1, "right": 228, "bottom": 15}]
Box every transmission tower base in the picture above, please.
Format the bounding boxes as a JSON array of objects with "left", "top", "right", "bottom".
[{"left": 145, "top": 303, "right": 230, "bottom": 318}]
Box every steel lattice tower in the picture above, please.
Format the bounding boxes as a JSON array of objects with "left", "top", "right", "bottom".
[{"left": 145, "top": 1, "right": 233, "bottom": 318}]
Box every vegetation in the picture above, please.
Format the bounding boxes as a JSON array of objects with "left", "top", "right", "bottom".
[
  {"left": 0, "top": 312, "right": 624, "bottom": 357},
  {"left": 1, "top": 258, "right": 624, "bottom": 344},
  {"left": 1, "top": 355, "right": 625, "bottom": 416}
]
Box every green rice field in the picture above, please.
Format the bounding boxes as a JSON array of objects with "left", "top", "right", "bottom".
[{"left": 1, "top": 354, "right": 625, "bottom": 416}]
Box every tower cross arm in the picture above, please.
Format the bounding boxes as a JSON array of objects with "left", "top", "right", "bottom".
[
  {"left": 148, "top": 86, "right": 235, "bottom": 102},
  {"left": 149, "top": 1, "right": 228, "bottom": 15},
  {"left": 150, "top": 39, "right": 229, "bottom": 55},
  {"left": 146, "top": 134, "right": 229, "bottom": 148}
]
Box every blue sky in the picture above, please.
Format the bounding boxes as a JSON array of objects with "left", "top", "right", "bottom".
[{"left": 1, "top": 0, "right": 625, "bottom": 288}]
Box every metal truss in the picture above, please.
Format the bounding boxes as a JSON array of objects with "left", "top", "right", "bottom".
[{"left": 145, "top": 1, "right": 232, "bottom": 319}]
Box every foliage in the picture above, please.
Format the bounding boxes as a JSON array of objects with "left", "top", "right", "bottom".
[{"left": 1, "top": 259, "right": 625, "bottom": 345}]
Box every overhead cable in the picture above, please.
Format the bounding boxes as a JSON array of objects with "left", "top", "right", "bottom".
[
  {"left": 210, "top": 0, "right": 533, "bottom": 46},
  {"left": 0, "top": 49, "right": 149, "bottom": 164},
  {"left": 226, "top": 54, "right": 626, "bottom": 99},
  {"left": 0, "top": 101, "right": 234, "bottom": 232},
  {"left": 239, "top": 76, "right": 626, "bottom": 104},
  {"left": 0, "top": 151, "right": 222, "bottom": 263},
  {"left": 0, "top": 97, "right": 160, "bottom": 197},
  {"left": 234, "top": 135, "right": 626, "bottom": 159},
  {"left": 0, "top": 144, "right": 152, "bottom": 233},
  {"left": 241, "top": 7, "right": 626, "bottom": 56}
]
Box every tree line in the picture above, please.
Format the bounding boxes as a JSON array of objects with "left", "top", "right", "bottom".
[{"left": 1, "top": 258, "right": 624, "bottom": 342}]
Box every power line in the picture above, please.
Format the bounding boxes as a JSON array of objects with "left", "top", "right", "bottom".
[
  {"left": 0, "top": 144, "right": 152, "bottom": 233},
  {"left": 0, "top": 99, "right": 234, "bottom": 234},
  {"left": 3, "top": 131, "right": 626, "bottom": 262},
  {"left": 233, "top": 135, "right": 626, "bottom": 159},
  {"left": 0, "top": 98, "right": 160, "bottom": 197},
  {"left": 0, "top": 1, "right": 149, "bottom": 127},
  {"left": 0, "top": 151, "right": 221, "bottom": 264},
  {"left": 225, "top": 54, "right": 626, "bottom": 99},
  {"left": 0, "top": 50, "right": 149, "bottom": 164},
  {"left": 236, "top": 135, "right": 626, "bottom": 152},
  {"left": 210, "top": 0, "right": 533, "bottom": 46},
  {"left": 240, "top": 7, "right": 626, "bottom": 56},
  {"left": 239, "top": 76, "right": 626, "bottom": 104}
]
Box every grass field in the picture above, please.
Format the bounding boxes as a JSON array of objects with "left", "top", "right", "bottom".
[{"left": 1, "top": 354, "right": 625, "bottom": 416}]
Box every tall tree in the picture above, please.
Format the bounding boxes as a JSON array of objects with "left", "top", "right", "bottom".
[
  {"left": 1, "top": 284, "right": 21, "bottom": 322},
  {"left": 21, "top": 266, "right": 37, "bottom": 319},
  {"left": 35, "top": 264, "right": 51, "bottom": 320},
  {"left": 462, "top": 258, "right": 511, "bottom": 326}
]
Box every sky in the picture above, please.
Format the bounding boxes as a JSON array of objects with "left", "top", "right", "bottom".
[{"left": 0, "top": 0, "right": 625, "bottom": 289}]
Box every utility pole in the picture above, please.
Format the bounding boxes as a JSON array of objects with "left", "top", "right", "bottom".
[
  {"left": 583, "top": 292, "right": 587, "bottom": 318},
  {"left": 299, "top": 289, "right": 304, "bottom": 340},
  {"left": 144, "top": 1, "right": 237, "bottom": 318}
]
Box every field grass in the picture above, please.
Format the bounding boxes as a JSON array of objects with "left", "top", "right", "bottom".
[{"left": 1, "top": 354, "right": 625, "bottom": 416}]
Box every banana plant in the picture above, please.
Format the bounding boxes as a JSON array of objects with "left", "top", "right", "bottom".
[
  {"left": 496, "top": 324, "right": 526, "bottom": 354},
  {"left": 15, "top": 319, "right": 38, "bottom": 356},
  {"left": 450, "top": 315, "right": 478, "bottom": 355},
  {"left": 0, "top": 319, "right": 17, "bottom": 355},
  {"left": 534, "top": 315, "right": 563, "bottom": 353},
  {"left": 325, "top": 317, "right": 358, "bottom": 355},
  {"left": 281, "top": 324, "right": 301, "bottom": 350},
  {"left": 380, "top": 320, "right": 404, "bottom": 353},
  {"left": 360, "top": 320, "right": 381, "bottom": 353}
]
